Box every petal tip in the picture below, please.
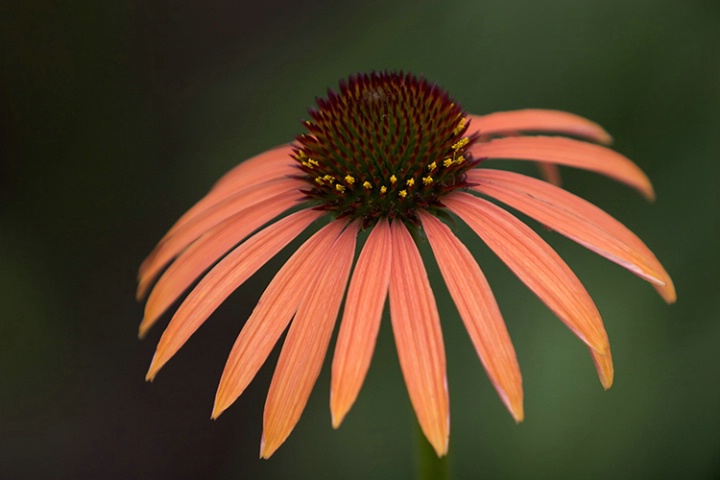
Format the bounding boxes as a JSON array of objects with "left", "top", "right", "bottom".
[
  {"left": 259, "top": 433, "right": 279, "bottom": 459},
  {"left": 330, "top": 407, "right": 345, "bottom": 430},
  {"left": 137, "top": 320, "right": 151, "bottom": 340},
  {"left": 510, "top": 404, "right": 525, "bottom": 424}
]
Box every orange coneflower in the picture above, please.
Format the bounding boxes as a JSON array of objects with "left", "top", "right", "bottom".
[{"left": 137, "top": 71, "right": 675, "bottom": 458}]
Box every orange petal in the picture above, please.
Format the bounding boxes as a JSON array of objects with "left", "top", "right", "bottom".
[
  {"left": 590, "top": 347, "right": 614, "bottom": 390},
  {"left": 469, "top": 136, "right": 654, "bottom": 200},
  {"left": 389, "top": 221, "right": 449, "bottom": 457},
  {"left": 209, "top": 145, "right": 295, "bottom": 195},
  {"left": 144, "top": 209, "right": 324, "bottom": 380},
  {"left": 420, "top": 212, "right": 524, "bottom": 422},
  {"left": 211, "top": 218, "right": 344, "bottom": 419},
  {"left": 330, "top": 219, "right": 392, "bottom": 428},
  {"left": 445, "top": 193, "right": 609, "bottom": 356},
  {"left": 468, "top": 110, "right": 613, "bottom": 144},
  {"left": 469, "top": 169, "right": 675, "bottom": 302},
  {"left": 140, "top": 192, "right": 303, "bottom": 337},
  {"left": 162, "top": 146, "right": 296, "bottom": 240},
  {"left": 537, "top": 162, "right": 562, "bottom": 187},
  {"left": 137, "top": 177, "right": 303, "bottom": 299},
  {"left": 260, "top": 222, "right": 358, "bottom": 459}
]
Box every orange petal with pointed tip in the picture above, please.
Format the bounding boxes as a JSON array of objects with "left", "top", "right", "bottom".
[
  {"left": 260, "top": 222, "right": 358, "bottom": 459},
  {"left": 445, "top": 193, "right": 609, "bottom": 356},
  {"left": 212, "top": 219, "right": 344, "bottom": 419},
  {"left": 330, "top": 218, "right": 391, "bottom": 428},
  {"left": 420, "top": 211, "right": 524, "bottom": 422},
  {"left": 140, "top": 192, "right": 303, "bottom": 337},
  {"left": 468, "top": 110, "right": 612, "bottom": 144},
  {"left": 590, "top": 347, "right": 614, "bottom": 390},
  {"left": 144, "top": 209, "right": 323, "bottom": 380},
  {"left": 389, "top": 221, "right": 449, "bottom": 457},
  {"left": 137, "top": 177, "right": 303, "bottom": 299},
  {"left": 469, "top": 169, "right": 675, "bottom": 303},
  {"left": 469, "top": 136, "right": 654, "bottom": 200}
]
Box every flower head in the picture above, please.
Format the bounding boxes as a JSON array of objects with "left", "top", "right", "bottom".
[{"left": 137, "top": 71, "right": 675, "bottom": 458}]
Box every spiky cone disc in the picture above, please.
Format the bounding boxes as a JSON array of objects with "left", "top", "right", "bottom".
[{"left": 293, "top": 71, "right": 480, "bottom": 227}]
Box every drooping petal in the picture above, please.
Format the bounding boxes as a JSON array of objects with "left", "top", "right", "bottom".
[
  {"left": 389, "top": 221, "right": 449, "bottom": 457},
  {"left": 140, "top": 192, "right": 304, "bottom": 337},
  {"left": 260, "top": 222, "right": 358, "bottom": 459},
  {"left": 469, "top": 136, "right": 655, "bottom": 200},
  {"left": 590, "top": 348, "right": 614, "bottom": 390},
  {"left": 445, "top": 193, "right": 610, "bottom": 358},
  {"left": 137, "top": 177, "right": 303, "bottom": 298},
  {"left": 145, "top": 209, "right": 324, "bottom": 380},
  {"left": 419, "top": 211, "right": 524, "bottom": 422},
  {"left": 468, "top": 110, "right": 613, "bottom": 144},
  {"left": 162, "top": 146, "right": 296, "bottom": 239},
  {"left": 209, "top": 145, "right": 296, "bottom": 195},
  {"left": 469, "top": 169, "right": 675, "bottom": 303},
  {"left": 211, "top": 218, "right": 344, "bottom": 419},
  {"left": 330, "top": 219, "right": 392, "bottom": 428}
]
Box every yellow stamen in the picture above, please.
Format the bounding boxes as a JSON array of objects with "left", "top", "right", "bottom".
[
  {"left": 455, "top": 155, "right": 465, "bottom": 165},
  {"left": 399, "top": 189, "right": 407, "bottom": 198},
  {"left": 315, "top": 176, "right": 324, "bottom": 185},
  {"left": 345, "top": 175, "right": 355, "bottom": 185},
  {"left": 363, "top": 181, "right": 372, "bottom": 190},
  {"left": 422, "top": 176, "right": 433, "bottom": 185},
  {"left": 406, "top": 178, "right": 415, "bottom": 187},
  {"left": 323, "top": 175, "right": 334, "bottom": 182},
  {"left": 427, "top": 161, "right": 437, "bottom": 171},
  {"left": 452, "top": 137, "right": 469, "bottom": 150},
  {"left": 335, "top": 184, "right": 346, "bottom": 193},
  {"left": 297, "top": 150, "right": 307, "bottom": 160},
  {"left": 390, "top": 175, "right": 397, "bottom": 184},
  {"left": 380, "top": 185, "right": 387, "bottom": 194},
  {"left": 443, "top": 158, "right": 453, "bottom": 168},
  {"left": 453, "top": 118, "right": 467, "bottom": 135},
  {"left": 301, "top": 158, "right": 319, "bottom": 169}
]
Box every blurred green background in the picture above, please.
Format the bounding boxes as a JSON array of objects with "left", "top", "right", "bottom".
[{"left": 1, "top": 1, "right": 718, "bottom": 479}]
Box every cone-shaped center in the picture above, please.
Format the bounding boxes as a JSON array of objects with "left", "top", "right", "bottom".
[{"left": 293, "top": 71, "right": 477, "bottom": 226}]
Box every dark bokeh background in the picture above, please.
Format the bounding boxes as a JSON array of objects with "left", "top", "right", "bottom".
[{"left": 1, "top": 1, "right": 719, "bottom": 479}]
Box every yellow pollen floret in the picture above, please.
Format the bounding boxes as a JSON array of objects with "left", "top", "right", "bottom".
[
  {"left": 443, "top": 158, "right": 453, "bottom": 168},
  {"left": 302, "top": 158, "right": 320, "bottom": 169},
  {"left": 297, "top": 150, "right": 307, "bottom": 160},
  {"left": 323, "top": 174, "right": 334, "bottom": 182},
  {"left": 390, "top": 175, "right": 397, "bottom": 184},
  {"left": 363, "top": 181, "right": 372, "bottom": 190},
  {"left": 399, "top": 189, "right": 407, "bottom": 198},
  {"left": 422, "top": 176, "right": 433, "bottom": 185},
  {"left": 455, "top": 155, "right": 465, "bottom": 165},
  {"left": 335, "top": 184, "right": 346, "bottom": 193},
  {"left": 406, "top": 178, "right": 415, "bottom": 187},
  {"left": 380, "top": 185, "right": 387, "bottom": 194},
  {"left": 345, "top": 175, "right": 355, "bottom": 185},
  {"left": 315, "top": 176, "right": 324, "bottom": 185},
  {"left": 428, "top": 161, "right": 437, "bottom": 171},
  {"left": 452, "top": 137, "right": 469, "bottom": 150},
  {"left": 453, "top": 118, "right": 467, "bottom": 135}
]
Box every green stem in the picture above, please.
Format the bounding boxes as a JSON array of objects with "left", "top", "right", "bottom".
[{"left": 416, "top": 424, "right": 450, "bottom": 480}]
